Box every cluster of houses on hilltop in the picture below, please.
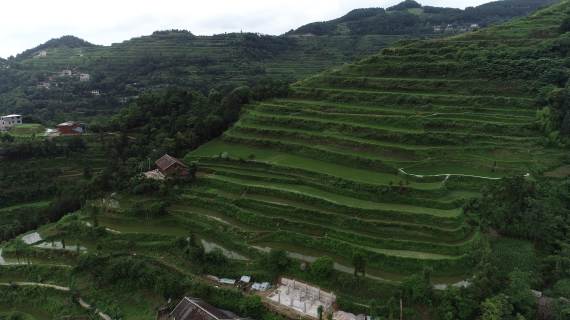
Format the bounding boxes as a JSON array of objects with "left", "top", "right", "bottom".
[
  {"left": 0, "top": 114, "right": 23, "bottom": 131},
  {"left": 37, "top": 69, "right": 92, "bottom": 91},
  {"left": 433, "top": 23, "right": 479, "bottom": 33}
]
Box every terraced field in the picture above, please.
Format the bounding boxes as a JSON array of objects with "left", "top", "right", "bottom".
[{"left": 185, "top": 2, "right": 569, "bottom": 279}]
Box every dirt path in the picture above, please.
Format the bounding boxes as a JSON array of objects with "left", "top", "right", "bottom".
[{"left": 398, "top": 168, "right": 512, "bottom": 180}]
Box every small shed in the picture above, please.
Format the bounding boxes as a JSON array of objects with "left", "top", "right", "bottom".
[
  {"left": 219, "top": 278, "right": 236, "bottom": 286},
  {"left": 155, "top": 154, "right": 189, "bottom": 177}
]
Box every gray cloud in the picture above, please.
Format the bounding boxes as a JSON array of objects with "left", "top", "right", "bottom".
[{"left": 0, "top": 0, "right": 490, "bottom": 58}]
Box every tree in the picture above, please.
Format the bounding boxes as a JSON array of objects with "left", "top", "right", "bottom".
[
  {"left": 561, "top": 111, "right": 570, "bottom": 136},
  {"left": 317, "top": 305, "right": 324, "bottom": 320},
  {"left": 401, "top": 268, "right": 433, "bottom": 305},
  {"left": 481, "top": 294, "right": 513, "bottom": 320},
  {"left": 561, "top": 16, "right": 570, "bottom": 33},
  {"left": 311, "top": 256, "right": 334, "bottom": 280},
  {"left": 352, "top": 251, "right": 366, "bottom": 277},
  {"left": 266, "top": 249, "right": 290, "bottom": 277},
  {"left": 506, "top": 270, "right": 536, "bottom": 319}
]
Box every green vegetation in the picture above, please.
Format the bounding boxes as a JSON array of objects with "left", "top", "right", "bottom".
[
  {"left": 187, "top": 0, "right": 570, "bottom": 285},
  {"left": 1, "top": 1, "right": 570, "bottom": 319},
  {"left": 289, "top": 0, "right": 556, "bottom": 36},
  {"left": 0, "top": 1, "right": 554, "bottom": 123}
]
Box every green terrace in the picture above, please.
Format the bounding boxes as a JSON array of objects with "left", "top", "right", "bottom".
[{"left": 184, "top": 0, "right": 570, "bottom": 279}]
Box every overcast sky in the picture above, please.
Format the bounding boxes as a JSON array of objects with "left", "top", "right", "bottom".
[{"left": 0, "top": 0, "right": 492, "bottom": 58}]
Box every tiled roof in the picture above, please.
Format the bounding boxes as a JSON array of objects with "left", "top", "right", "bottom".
[
  {"left": 170, "top": 297, "right": 237, "bottom": 320},
  {"left": 155, "top": 154, "right": 188, "bottom": 171}
]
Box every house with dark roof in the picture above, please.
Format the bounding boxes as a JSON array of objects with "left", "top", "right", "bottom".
[
  {"left": 155, "top": 154, "right": 189, "bottom": 177},
  {"left": 168, "top": 297, "right": 243, "bottom": 320}
]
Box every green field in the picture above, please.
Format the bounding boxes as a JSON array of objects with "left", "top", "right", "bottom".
[
  {"left": 9, "top": 124, "right": 46, "bottom": 138},
  {"left": 184, "top": 1, "right": 569, "bottom": 279}
]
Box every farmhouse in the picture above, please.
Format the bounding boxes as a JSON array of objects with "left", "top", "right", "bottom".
[
  {"left": 155, "top": 154, "right": 189, "bottom": 177},
  {"left": 0, "top": 114, "right": 23, "bottom": 131},
  {"left": 56, "top": 121, "right": 85, "bottom": 135},
  {"left": 168, "top": 297, "right": 244, "bottom": 320},
  {"left": 60, "top": 69, "right": 73, "bottom": 77},
  {"left": 79, "top": 73, "right": 91, "bottom": 82},
  {"left": 35, "top": 50, "right": 47, "bottom": 58}
]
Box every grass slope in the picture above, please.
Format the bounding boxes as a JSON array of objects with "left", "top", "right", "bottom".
[{"left": 186, "top": 1, "right": 570, "bottom": 278}]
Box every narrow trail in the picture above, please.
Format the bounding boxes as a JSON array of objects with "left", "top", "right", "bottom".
[
  {"left": 0, "top": 281, "right": 112, "bottom": 320},
  {"left": 398, "top": 168, "right": 530, "bottom": 181}
]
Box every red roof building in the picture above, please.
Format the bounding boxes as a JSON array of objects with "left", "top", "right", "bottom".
[
  {"left": 56, "top": 121, "right": 85, "bottom": 135},
  {"left": 155, "top": 154, "right": 189, "bottom": 177}
]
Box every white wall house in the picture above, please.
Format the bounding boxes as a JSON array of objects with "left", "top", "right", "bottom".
[{"left": 0, "top": 114, "right": 23, "bottom": 131}]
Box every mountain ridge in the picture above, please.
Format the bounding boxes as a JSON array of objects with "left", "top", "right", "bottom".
[{"left": 287, "top": 0, "right": 558, "bottom": 36}]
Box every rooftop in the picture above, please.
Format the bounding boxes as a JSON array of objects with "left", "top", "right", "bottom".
[{"left": 155, "top": 154, "right": 188, "bottom": 172}]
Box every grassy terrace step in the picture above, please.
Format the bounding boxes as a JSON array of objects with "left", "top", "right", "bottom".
[
  {"left": 292, "top": 86, "right": 535, "bottom": 109},
  {"left": 199, "top": 174, "right": 461, "bottom": 219},
  {"left": 254, "top": 231, "right": 471, "bottom": 275},
  {"left": 199, "top": 162, "right": 466, "bottom": 209},
  {"left": 338, "top": 59, "right": 550, "bottom": 80},
  {"left": 235, "top": 122, "right": 441, "bottom": 152},
  {"left": 270, "top": 98, "right": 538, "bottom": 117},
  {"left": 240, "top": 111, "right": 540, "bottom": 146},
  {"left": 188, "top": 140, "right": 447, "bottom": 187},
  {"left": 247, "top": 105, "right": 536, "bottom": 135},
  {"left": 194, "top": 158, "right": 483, "bottom": 205},
  {"left": 255, "top": 102, "right": 536, "bottom": 127},
  {"left": 230, "top": 197, "right": 470, "bottom": 243},
  {"left": 254, "top": 102, "right": 535, "bottom": 125},
  {"left": 222, "top": 131, "right": 401, "bottom": 172},
  {"left": 229, "top": 125, "right": 422, "bottom": 162},
  {"left": 300, "top": 75, "right": 537, "bottom": 98},
  {"left": 184, "top": 194, "right": 472, "bottom": 257},
  {"left": 227, "top": 125, "right": 539, "bottom": 170}
]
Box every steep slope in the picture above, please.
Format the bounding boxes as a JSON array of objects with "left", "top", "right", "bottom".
[
  {"left": 0, "top": 0, "right": 555, "bottom": 122},
  {"left": 288, "top": 0, "right": 558, "bottom": 36},
  {"left": 186, "top": 1, "right": 570, "bottom": 280}
]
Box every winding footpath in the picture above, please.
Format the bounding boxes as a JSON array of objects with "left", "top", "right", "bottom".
[
  {"left": 398, "top": 168, "right": 530, "bottom": 181},
  {"left": 0, "top": 281, "right": 112, "bottom": 320}
]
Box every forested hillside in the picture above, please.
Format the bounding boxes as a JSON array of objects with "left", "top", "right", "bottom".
[
  {"left": 288, "top": 0, "right": 557, "bottom": 36},
  {"left": 0, "top": 0, "right": 555, "bottom": 123}
]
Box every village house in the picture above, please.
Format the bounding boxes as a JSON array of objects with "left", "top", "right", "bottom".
[
  {"left": 0, "top": 114, "right": 23, "bottom": 131},
  {"left": 79, "top": 73, "right": 91, "bottom": 82},
  {"left": 56, "top": 121, "right": 85, "bottom": 135},
  {"left": 60, "top": 69, "right": 73, "bottom": 77},
  {"left": 34, "top": 50, "right": 47, "bottom": 58},
  {"left": 166, "top": 297, "right": 245, "bottom": 320},
  {"left": 155, "top": 154, "right": 189, "bottom": 177},
  {"left": 91, "top": 90, "right": 101, "bottom": 96}
]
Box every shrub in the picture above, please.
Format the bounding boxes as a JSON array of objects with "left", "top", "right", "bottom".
[{"left": 311, "top": 256, "right": 335, "bottom": 280}]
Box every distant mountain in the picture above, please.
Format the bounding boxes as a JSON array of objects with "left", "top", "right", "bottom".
[
  {"left": 16, "top": 35, "right": 96, "bottom": 60},
  {"left": 287, "top": 0, "right": 559, "bottom": 36},
  {"left": 0, "top": 0, "right": 557, "bottom": 122}
]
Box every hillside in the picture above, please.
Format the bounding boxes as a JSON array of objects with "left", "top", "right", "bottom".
[
  {"left": 187, "top": 0, "right": 570, "bottom": 281},
  {"left": 288, "top": 0, "right": 558, "bottom": 36},
  {"left": 0, "top": 0, "right": 555, "bottom": 123}
]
